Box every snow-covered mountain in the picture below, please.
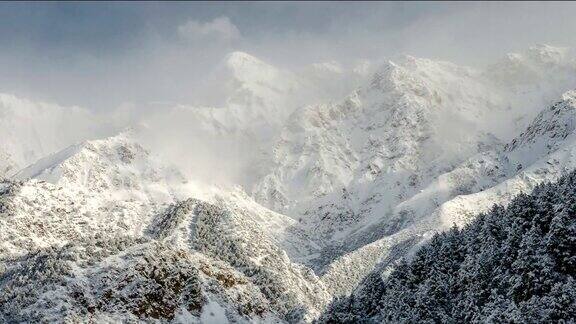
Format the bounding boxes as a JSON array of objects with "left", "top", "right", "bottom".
[
  {"left": 137, "top": 51, "right": 366, "bottom": 188},
  {"left": 2, "top": 45, "right": 576, "bottom": 322},
  {"left": 313, "top": 90, "right": 576, "bottom": 297},
  {"left": 252, "top": 45, "right": 576, "bottom": 268},
  {"left": 0, "top": 94, "right": 115, "bottom": 178},
  {"left": 1, "top": 131, "right": 189, "bottom": 257},
  {"left": 0, "top": 131, "right": 329, "bottom": 322}
]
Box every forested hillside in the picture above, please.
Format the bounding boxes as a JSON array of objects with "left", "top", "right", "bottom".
[{"left": 321, "top": 171, "right": 576, "bottom": 323}]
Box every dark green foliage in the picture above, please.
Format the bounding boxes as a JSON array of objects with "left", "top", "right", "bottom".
[{"left": 321, "top": 172, "right": 576, "bottom": 323}]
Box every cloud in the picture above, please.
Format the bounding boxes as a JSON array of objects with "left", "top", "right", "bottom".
[
  {"left": 177, "top": 16, "right": 241, "bottom": 43},
  {"left": 2, "top": 3, "right": 576, "bottom": 112}
]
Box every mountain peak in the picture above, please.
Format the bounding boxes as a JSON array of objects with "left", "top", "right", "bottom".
[
  {"left": 505, "top": 90, "right": 576, "bottom": 153},
  {"left": 226, "top": 50, "right": 260, "bottom": 62},
  {"left": 219, "top": 51, "right": 294, "bottom": 94},
  {"left": 13, "top": 132, "right": 186, "bottom": 195},
  {"left": 224, "top": 51, "right": 272, "bottom": 73},
  {"left": 495, "top": 45, "right": 571, "bottom": 71},
  {"left": 526, "top": 44, "right": 569, "bottom": 63}
]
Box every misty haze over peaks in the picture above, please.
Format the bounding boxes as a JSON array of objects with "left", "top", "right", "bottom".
[{"left": 0, "top": 2, "right": 575, "bottom": 323}]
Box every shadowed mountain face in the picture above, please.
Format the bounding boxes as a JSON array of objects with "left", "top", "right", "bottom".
[{"left": 1, "top": 45, "right": 576, "bottom": 322}]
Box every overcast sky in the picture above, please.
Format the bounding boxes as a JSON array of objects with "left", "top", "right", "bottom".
[{"left": 1, "top": 2, "right": 575, "bottom": 110}]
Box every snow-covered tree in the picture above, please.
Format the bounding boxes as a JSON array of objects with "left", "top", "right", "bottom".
[{"left": 320, "top": 171, "right": 576, "bottom": 322}]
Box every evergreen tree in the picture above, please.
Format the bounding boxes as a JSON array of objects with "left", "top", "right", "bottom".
[{"left": 319, "top": 171, "right": 576, "bottom": 323}]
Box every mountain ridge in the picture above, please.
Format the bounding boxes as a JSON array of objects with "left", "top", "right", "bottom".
[{"left": 1, "top": 45, "right": 576, "bottom": 322}]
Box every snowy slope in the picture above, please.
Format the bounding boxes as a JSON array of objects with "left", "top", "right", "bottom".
[
  {"left": 241, "top": 47, "right": 576, "bottom": 300},
  {"left": 314, "top": 90, "right": 576, "bottom": 298},
  {"left": 0, "top": 131, "right": 328, "bottom": 322},
  {"left": 435, "top": 90, "right": 576, "bottom": 228},
  {"left": 254, "top": 46, "right": 576, "bottom": 258},
  {"left": 1, "top": 131, "right": 191, "bottom": 258},
  {"left": 0, "top": 235, "right": 285, "bottom": 323},
  {"left": 0, "top": 94, "right": 114, "bottom": 178},
  {"left": 254, "top": 55, "right": 504, "bottom": 243}
]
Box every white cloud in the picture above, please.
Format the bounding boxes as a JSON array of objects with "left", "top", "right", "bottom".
[{"left": 178, "top": 16, "right": 241, "bottom": 43}]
